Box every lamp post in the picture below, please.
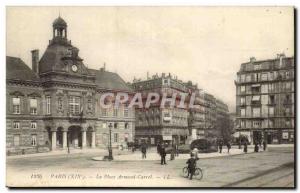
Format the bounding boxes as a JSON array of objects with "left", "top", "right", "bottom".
[{"left": 108, "top": 123, "right": 113, "bottom": 161}]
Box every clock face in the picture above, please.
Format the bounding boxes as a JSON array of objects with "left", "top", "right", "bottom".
[{"left": 71, "top": 65, "right": 78, "bottom": 72}]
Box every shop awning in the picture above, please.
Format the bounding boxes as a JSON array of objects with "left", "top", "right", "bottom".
[{"left": 163, "top": 135, "right": 172, "bottom": 140}]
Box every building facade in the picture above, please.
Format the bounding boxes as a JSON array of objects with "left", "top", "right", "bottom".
[
  {"left": 6, "top": 17, "right": 135, "bottom": 154},
  {"left": 131, "top": 73, "right": 189, "bottom": 145},
  {"left": 235, "top": 55, "right": 295, "bottom": 144},
  {"left": 203, "top": 93, "right": 217, "bottom": 137}
]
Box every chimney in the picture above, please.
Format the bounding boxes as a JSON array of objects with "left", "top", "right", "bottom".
[
  {"left": 31, "top": 49, "right": 39, "bottom": 74},
  {"left": 278, "top": 53, "right": 285, "bottom": 67},
  {"left": 250, "top": 57, "right": 256, "bottom": 62},
  {"left": 162, "top": 73, "right": 165, "bottom": 78},
  {"left": 100, "top": 62, "right": 106, "bottom": 72},
  {"left": 147, "top": 71, "right": 149, "bottom": 80}
]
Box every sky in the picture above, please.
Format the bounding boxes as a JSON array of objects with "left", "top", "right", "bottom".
[{"left": 6, "top": 6, "right": 294, "bottom": 112}]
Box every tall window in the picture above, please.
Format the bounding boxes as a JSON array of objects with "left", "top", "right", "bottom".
[
  {"left": 87, "top": 98, "right": 92, "bottom": 111},
  {"left": 30, "top": 98, "right": 37, "bottom": 115},
  {"left": 269, "top": 107, "right": 274, "bottom": 116},
  {"left": 31, "top": 134, "right": 37, "bottom": 146},
  {"left": 58, "top": 98, "right": 63, "bottom": 111},
  {"left": 113, "top": 108, "right": 118, "bottom": 117},
  {"left": 246, "top": 75, "right": 251, "bottom": 82},
  {"left": 46, "top": 96, "right": 51, "bottom": 115},
  {"left": 261, "top": 73, "right": 268, "bottom": 81},
  {"left": 114, "top": 133, "right": 119, "bottom": 143},
  {"left": 69, "top": 96, "right": 80, "bottom": 115},
  {"left": 240, "top": 108, "right": 246, "bottom": 117},
  {"left": 13, "top": 135, "right": 20, "bottom": 146},
  {"left": 124, "top": 108, "right": 129, "bottom": 117},
  {"left": 12, "top": 97, "right": 20, "bottom": 114},
  {"left": 102, "top": 108, "right": 107, "bottom": 116},
  {"left": 13, "top": 121, "right": 20, "bottom": 129},
  {"left": 125, "top": 122, "right": 129, "bottom": 129},
  {"left": 269, "top": 83, "right": 275, "bottom": 92},
  {"left": 240, "top": 74, "right": 245, "bottom": 82},
  {"left": 240, "top": 97, "right": 245, "bottom": 105},
  {"left": 240, "top": 86, "right": 246, "bottom": 93},
  {"left": 30, "top": 121, "right": 37, "bottom": 129},
  {"left": 252, "top": 108, "right": 261, "bottom": 117},
  {"left": 114, "top": 123, "right": 118, "bottom": 129},
  {"left": 240, "top": 120, "right": 245, "bottom": 128}
]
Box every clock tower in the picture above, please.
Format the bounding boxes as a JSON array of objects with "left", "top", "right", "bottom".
[{"left": 38, "top": 16, "right": 94, "bottom": 83}]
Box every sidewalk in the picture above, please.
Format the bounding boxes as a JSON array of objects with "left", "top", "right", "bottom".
[
  {"left": 93, "top": 148, "right": 249, "bottom": 161},
  {"left": 7, "top": 148, "right": 109, "bottom": 159}
]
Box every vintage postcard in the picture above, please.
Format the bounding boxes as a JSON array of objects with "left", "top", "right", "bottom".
[{"left": 6, "top": 6, "right": 295, "bottom": 188}]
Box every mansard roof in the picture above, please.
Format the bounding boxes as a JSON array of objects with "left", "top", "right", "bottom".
[
  {"left": 89, "top": 69, "right": 133, "bottom": 92},
  {"left": 6, "top": 56, "right": 39, "bottom": 81},
  {"left": 39, "top": 43, "right": 74, "bottom": 74}
]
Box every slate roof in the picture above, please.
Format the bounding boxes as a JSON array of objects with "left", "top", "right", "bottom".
[
  {"left": 6, "top": 56, "right": 39, "bottom": 81},
  {"left": 89, "top": 69, "right": 133, "bottom": 92},
  {"left": 39, "top": 43, "right": 74, "bottom": 73}
]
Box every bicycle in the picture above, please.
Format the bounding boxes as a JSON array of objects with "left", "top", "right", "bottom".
[{"left": 182, "top": 166, "right": 203, "bottom": 180}]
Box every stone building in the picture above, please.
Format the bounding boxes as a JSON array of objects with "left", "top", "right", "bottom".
[
  {"left": 203, "top": 92, "right": 217, "bottom": 137},
  {"left": 131, "top": 73, "right": 189, "bottom": 145},
  {"left": 6, "top": 17, "right": 135, "bottom": 154},
  {"left": 235, "top": 55, "right": 295, "bottom": 144}
]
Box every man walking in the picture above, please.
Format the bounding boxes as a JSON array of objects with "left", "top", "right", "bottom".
[
  {"left": 263, "top": 141, "right": 267, "bottom": 151},
  {"left": 219, "top": 141, "right": 223, "bottom": 153},
  {"left": 226, "top": 142, "right": 231, "bottom": 153},
  {"left": 243, "top": 142, "right": 248, "bottom": 153},
  {"left": 175, "top": 143, "right": 179, "bottom": 157},
  {"left": 160, "top": 145, "right": 167, "bottom": 165},
  {"left": 141, "top": 143, "right": 147, "bottom": 159},
  {"left": 157, "top": 142, "right": 161, "bottom": 155},
  {"left": 254, "top": 143, "right": 259, "bottom": 152}
]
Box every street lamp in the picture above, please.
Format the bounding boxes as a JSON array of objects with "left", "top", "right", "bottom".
[{"left": 108, "top": 123, "right": 113, "bottom": 161}]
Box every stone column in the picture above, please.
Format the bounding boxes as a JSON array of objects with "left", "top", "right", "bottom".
[
  {"left": 91, "top": 131, "right": 96, "bottom": 148},
  {"left": 51, "top": 131, "right": 57, "bottom": 151},
  {"left": 63, "top": 131, "right": 67, "bottom": 149},
  {"left": 82, "top": 130, "right": 86, "bottom": 148}
]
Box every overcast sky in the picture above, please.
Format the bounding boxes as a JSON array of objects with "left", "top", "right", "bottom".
[{"left": 6, "top": 7, "right": 294, "bottom": 112}]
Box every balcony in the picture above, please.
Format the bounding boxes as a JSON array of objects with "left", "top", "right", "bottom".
[{"left": 68, "top": 112, "right": 85, "bottom": 122}]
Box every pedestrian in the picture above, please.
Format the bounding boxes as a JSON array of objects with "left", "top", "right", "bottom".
[
  {"left": 226, "top": 142, "right": 231, "bottom": 153},
  {"left": 254, "top": 143, "right": 259, "bottom": 152},
  {"left": 219, "top": 141, "right": 223, "bottom": 153},
  {"left": 141, "top": 143, "right": 147, "bottom": 159},
  {"left": 175, "top": 143, "right": 179, "bottom": 157},
  {"left": 238, "top": 139, "right": 241, "bottom": 149},
  {"left": 263, "top": 141, "right": 267, "bottom": 151},
  {"left": 157, "top": 142, "right": 161, "bottom": 155},
  {"left": 186, "top": 153, "right": 198, "bottom": 180},
  {"left": 160, "top": 145, "right": 167, "bottom": 165},
  {"left": 243, "top": 142, "right": 248, "bottom": 153}
]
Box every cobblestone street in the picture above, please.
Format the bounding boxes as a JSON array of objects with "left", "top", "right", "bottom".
[{"left": 6, "top": 145, "right": 294, "bottom": 187}]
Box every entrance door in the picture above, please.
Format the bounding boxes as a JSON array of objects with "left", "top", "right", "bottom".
[
  {"left": 68, "top": 126, "right": 82, "bottom": 148},
  {"left": 267, "top": 134, "right": 272, "bottom": 144}
]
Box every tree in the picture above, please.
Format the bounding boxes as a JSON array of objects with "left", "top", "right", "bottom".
[{"left": 216, "top": 115, "right": 233, "bottom": 143}]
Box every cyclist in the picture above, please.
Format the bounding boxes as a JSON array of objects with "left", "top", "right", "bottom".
[{"left": 186, "top": 153, "right": 198, "bottom": 180}]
